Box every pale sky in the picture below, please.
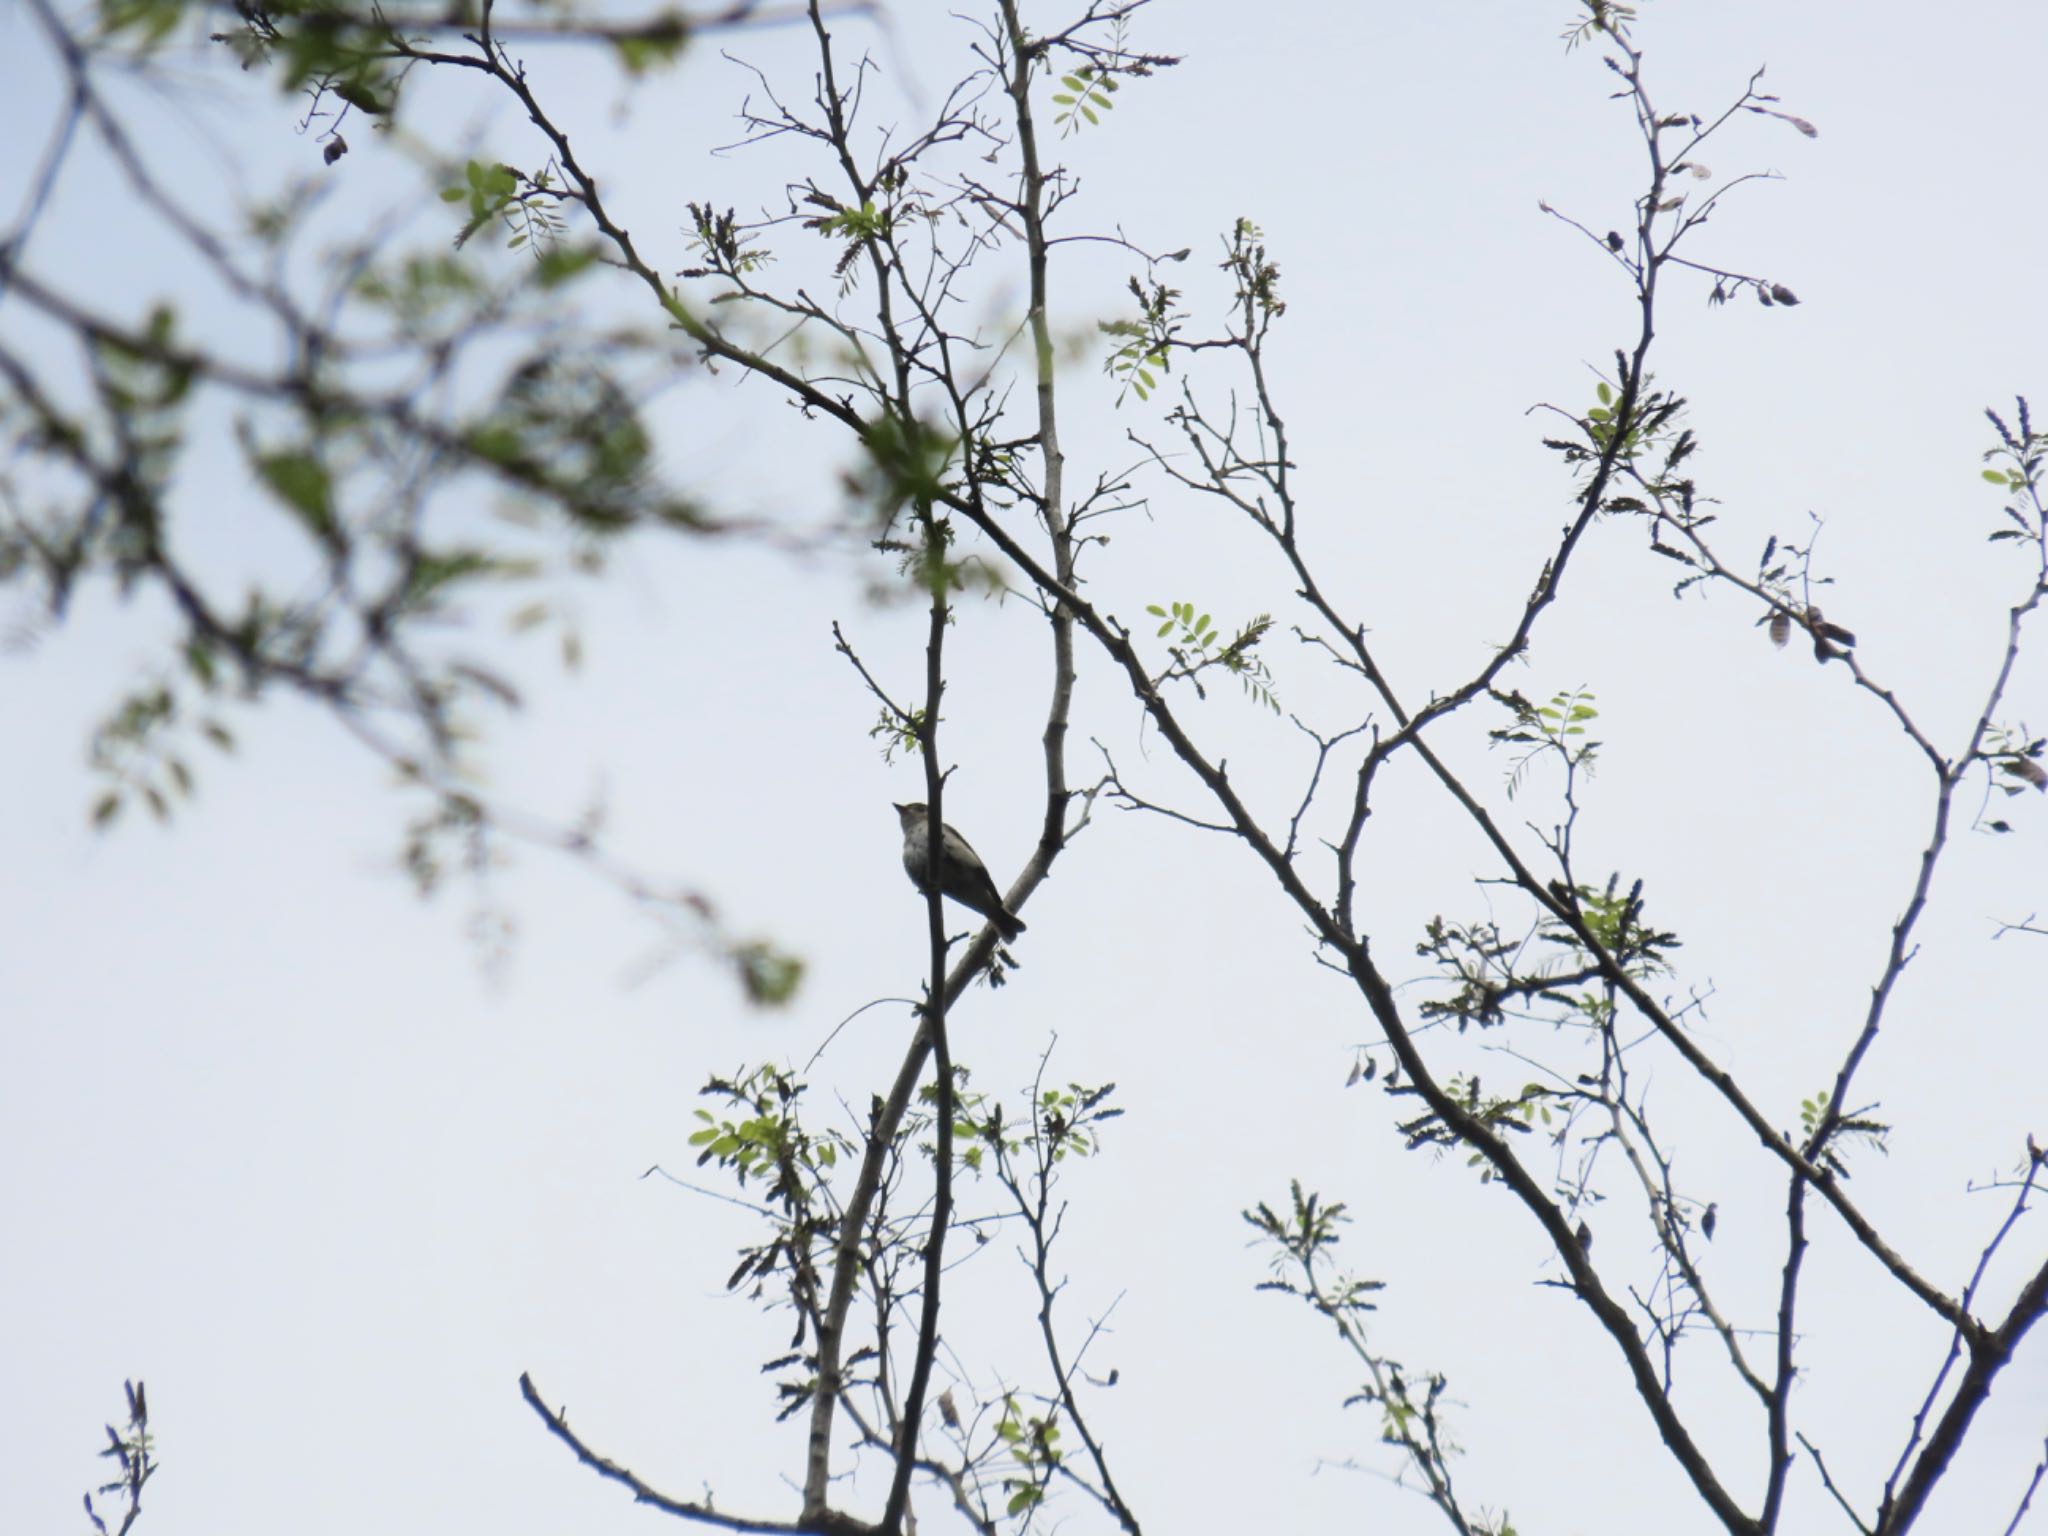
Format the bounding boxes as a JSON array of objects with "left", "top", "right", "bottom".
[{"left": 4, "top": 3, "right": 2046, "bottom": 1535}]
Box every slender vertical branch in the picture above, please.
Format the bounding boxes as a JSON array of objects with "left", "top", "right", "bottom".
[
  {"left": 995, "top": 0, "right": 1080, "bottom": 886},
  {"left": 881, "top": 530, "right": 955, "bottom": 1533},
  {"left": 1760, "top": 1176, "right": 1809, "bottom": 1532}
]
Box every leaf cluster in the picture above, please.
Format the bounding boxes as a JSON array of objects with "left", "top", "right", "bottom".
[
  {"left": 682, "top": 203, "right": 774, "bottom": 279},
  {"left": 1981, "top": 396, "right": 2046, "bottom": 553},
  {"left": 1145, "top": 599, "right": 1280, "bottom": 712},
  {"left": 1099, "top": 276, "right": 1181, "bottom": 404},
  {"left": 440, "top": 159, "right": 566, "bottom": 255},
  {"left": 1798, "top": 1087, "right": 1891, "bottom": 1178},
  {"left": 1222, "top": 217, "right": 1285, "bottom": 320},
  {"left": 947, "top": 1079, "right": 1118, "bottom": 1174},
  {"left": 690, "top": 1066, "right": 849, "bottom": 1205},
  {"left": 83, "top": 1379, "right": 154, "bottom": 1536},
  {"left": 994, "top": 1393, "right": 1063, "bottom": 1514},
  {"left": 1396, "top": 1076, "right": 1556, "bottom": 1172},
  {"left": 1490, "top": 686, "right": 1600, "bottom": 798}
]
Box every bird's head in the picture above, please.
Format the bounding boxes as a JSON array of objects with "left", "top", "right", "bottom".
[{"left": 894, "top": 801, "right": 928, "bottom": 828}]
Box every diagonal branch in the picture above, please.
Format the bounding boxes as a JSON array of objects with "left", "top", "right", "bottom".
[{"left": 520, "top": 1372, "right": 877, "bottom": 1535}]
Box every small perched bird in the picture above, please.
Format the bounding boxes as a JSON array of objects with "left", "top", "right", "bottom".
[{"left": 894, "top": 801, "right": 1026, "bottom": 941}]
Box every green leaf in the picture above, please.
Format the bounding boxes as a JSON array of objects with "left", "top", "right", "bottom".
[
  {"left": 612, "top": 14, "right": 689, "bottom": 75},
  {"left": 255, "top": 450, "right": 336, "bottom": 543},
  {"left": 536, "top": 245, "right": 600, "bottom": 288},
  {"left": 465, "top": 423, "right": 524, "bottom": 468},
  {"left": 332, "top": 79, "right": 392, "bottom": 117},
  {"left": 737, "top": 942, "right": 805, "bottom": 1006},
  {"left": 1983, "top": 468, "right": 2011, "bottom": 484},
  {"left": 405, "top": 548, "right": 534, "bottom": 607},
  {"left": 99, "top": 0, "right": 183, "bottom": 47}
]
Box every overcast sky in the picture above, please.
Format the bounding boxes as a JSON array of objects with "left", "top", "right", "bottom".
[{"left": 4, "top": 3, "right": 2046, "bottom": 1534}]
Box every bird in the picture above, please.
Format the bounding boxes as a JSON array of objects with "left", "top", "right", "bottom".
[{"left": 893, "top": 801, "right": 1026, "bottom": 941}]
